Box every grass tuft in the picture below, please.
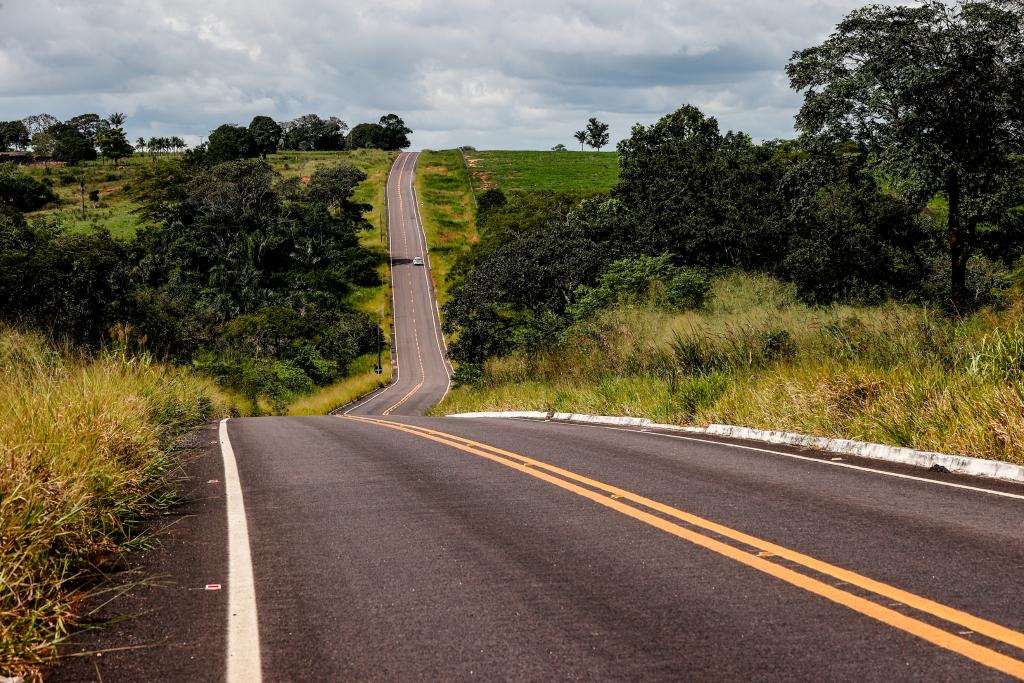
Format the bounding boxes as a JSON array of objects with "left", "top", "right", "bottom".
[{"left": 0, "top": 327, "right": 225, "bottom": 678}]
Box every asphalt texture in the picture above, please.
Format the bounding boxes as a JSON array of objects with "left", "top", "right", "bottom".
[{"left": 46, "top": 153, "right": 1024, "bottom": 682}]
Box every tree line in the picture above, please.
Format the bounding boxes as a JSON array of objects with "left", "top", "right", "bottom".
[
  {"left": 444, "top": 0, "right": 1024, "bottom": 370},
  {"left": 0, "top": 112, "right": 413, "bottom": 165}
]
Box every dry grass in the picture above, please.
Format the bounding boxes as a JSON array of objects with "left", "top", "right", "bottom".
[
  {"left": 0, "top": 327, "right": 226, "bottom": 678},
  {"left": 436, "top": 272, "right": 1024, "bottom": 464}
]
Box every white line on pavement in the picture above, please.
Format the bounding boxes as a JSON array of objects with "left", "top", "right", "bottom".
[{"left": 219, "top": 419, "right": 262, "bottom": 682}]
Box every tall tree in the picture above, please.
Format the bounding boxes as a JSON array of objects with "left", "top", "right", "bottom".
[
  {"left": 574, "top": 130, "right": 587, "bottom": 151},
  {"left": 585, "top": 118, "right": 610, "bottom": 151},
  {"left": 96, "top": 127, "right": 134, "bottom": 166},
  {"left": 378, "top": 114, "right": 412, "bottom": 150},
  {"left": 107, "top": 112, "right": 127, "bottom": 127},
  {"left": 249, "top": 116, "right": 283, "bottom": 158},
  {"left": 787, "top": 0, "right": 1024, "bottom": 312},
  {"left": 0, "top": 121, "right": 31, "bottom": 151},
  {"left": 135, "top": 136, "right": 147, "bottom": 154},
  {"left": 49, "top": 123, "right": 97, "bottom": 165},
  {"left": 347, "top": 123, "right": 384, "bottom": 149},
  {"left": 207, "top": 124, "right": 258, "bottom": 164},
  {"left": 66, "top": 113, "right": 108, "bottom": 145}
]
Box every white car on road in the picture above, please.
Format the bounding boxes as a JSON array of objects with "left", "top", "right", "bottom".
[{"left": 412, "top": 256, "right": 424, "bottom": 266}]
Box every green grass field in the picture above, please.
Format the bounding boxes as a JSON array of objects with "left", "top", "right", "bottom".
[
  {"left": 415, "top": 150, "right": 478, "bottom": 307},
  {"left": 463, "top": 150, "right": 619, "bottom": 194}
]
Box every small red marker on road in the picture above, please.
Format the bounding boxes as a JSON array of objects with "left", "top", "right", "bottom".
[
  {"left": 205, "top": 584, "right": 222, "bottom": 591},
  {"left": 207, "top": 479, "right": 220, "bottom": 484}
]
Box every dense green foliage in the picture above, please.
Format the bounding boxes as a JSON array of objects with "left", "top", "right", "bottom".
[
  {"left": 0, "top": 156, "right": 382, "bottom": 410},
  {"left": 0, "top": 164, "right": 57, "bottom": 210},
  {"left": 787, "top": 0, "right": 1024, "bottom": 310}
]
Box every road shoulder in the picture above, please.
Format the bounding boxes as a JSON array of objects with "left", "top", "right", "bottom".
[{"left": 46, "top": 421, "right": 228, "bottom": 682}]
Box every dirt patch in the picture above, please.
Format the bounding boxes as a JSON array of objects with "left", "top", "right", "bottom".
[
  {"left": 425, "top": 165, "right": 450, "bottom": 175},
  {"left": 475, "top": 171, "right": 492, "bottom": 190}
]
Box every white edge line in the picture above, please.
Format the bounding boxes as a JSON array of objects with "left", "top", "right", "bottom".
[
  {"left": 219, "top": 418, "right": 262, "bottom": 682},
  {"left": 343, "top": 152, "right": 408, "bottom": 415},
  {"left": 448, "top": 414, "right": 1024, "bottom": 501}
]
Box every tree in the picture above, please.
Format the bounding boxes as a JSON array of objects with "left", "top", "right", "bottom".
[
  {"left": 347, "top": 123, "right": 384, "bottom": 149},
  {"left": 585, "top": 118, "right": 610, "bottom": 151},
  {"left": 378, "top": 114, "right": 412, "bottom": 150},
  {"left": 280, "top": 114, "right": 347, "bottom": 151},
  {"left": 96, "top": 127, "right": 134, "bottom": 166},
  {"left": 0, "top": 163, "right": 58, "bottom": 210},
  {"left": 249, "top": 116, "right": 283, "bottom": 157},
  {"left": 787, "top": 0, "right": 1024, "bottom": 312},
  {"left": 170, "top": 136, "right": 187, "bottom": 153},
  {"left": 107, "top": 112, "right": 127, "bottom": 127},
  {"left": 66, "top": 113, "right": 108, "bottom": 145},
  {"left": 574, "top": 130, "right": 587, "bottom": 151},
  {"left": 0, "top": 121, "right": 31, "bottom": 151},
  {"left": 135, "top": 137, "right": 147, "bottom": 154},
  {"left": 551, "top": 143, "right": 568, "bottom": 152},
  {"left": 24, "top": 114, "right": 60, "bottom": 156},
  {"left": 207, "top": 124, "right": 258, "bottom": 164},
  {"left": 49, "top": 124, "right": 97, "bottom": 165}
]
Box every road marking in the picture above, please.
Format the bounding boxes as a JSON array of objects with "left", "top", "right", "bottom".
[
  {"left": 343, "top": 152, "right": 413, "bottom": 415},
  {"left": 343, "top": 415, "right": 1024, "bottom": 679},
  {"left": 571, "top": 423, "right": 1024, "bottom": 501},
  {"left": 218, "top": 419, "right": 262, "bottom": 683}
]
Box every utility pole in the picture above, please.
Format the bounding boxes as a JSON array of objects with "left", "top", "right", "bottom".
[{"left": 375, "top": 306, "right": 383, "bottom": 376}]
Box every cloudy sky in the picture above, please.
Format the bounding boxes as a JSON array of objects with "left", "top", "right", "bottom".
[{"left": 0, "top": 0, "right": 904, "bottom": 150}]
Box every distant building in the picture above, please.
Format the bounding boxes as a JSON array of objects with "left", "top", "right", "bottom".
[{"left": 0, "top": 150, "right": 37, "bottom": 163}]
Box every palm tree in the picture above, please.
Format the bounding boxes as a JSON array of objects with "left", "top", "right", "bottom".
[
  {"left": 107, "top": 112, "right": 127, "bottom": 127},
  {"left": 135, "top": 137, "right": 146, "bottom": 154},
  {"left": 574, "top": 130, "right": 587, "bottom": 151}
]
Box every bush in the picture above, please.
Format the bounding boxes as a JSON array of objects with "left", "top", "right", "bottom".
[{"left": 0, "top": 164, "right": 58, "bottom": 211}]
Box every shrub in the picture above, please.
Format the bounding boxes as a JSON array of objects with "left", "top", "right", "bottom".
[{"left": 0, "top": 164, "right": 58, "bottom": 211}]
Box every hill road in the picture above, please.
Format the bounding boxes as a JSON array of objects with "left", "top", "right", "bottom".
[{"left": 51, "top": 152, "right": 1024, "bottom": 682}]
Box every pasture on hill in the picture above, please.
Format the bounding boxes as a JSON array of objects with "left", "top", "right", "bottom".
[{"left": 463, "top": 150, "right": 619, "bottom": 194}]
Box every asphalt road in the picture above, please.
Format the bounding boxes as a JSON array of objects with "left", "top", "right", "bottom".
[
  {"left": 344, "top": 150, "right": 452, "bottom": 417},
  {"left": 48, "top": 153, "right": 1024, "bottom": 682}
]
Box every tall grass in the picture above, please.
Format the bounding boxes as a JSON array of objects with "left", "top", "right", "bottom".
[
  {"left": 436, "top": 272, "right": 1024, "bottom": 464},
  {"left": 0, "top": 328, "right": 225, "bottom": 677},
  {"left": 287, "top": 359, "right": 392, "bottom": 416}
]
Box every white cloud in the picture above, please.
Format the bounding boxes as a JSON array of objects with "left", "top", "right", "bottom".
[{"left": 0, "top": 0, "right": 907, "bottom": 149}]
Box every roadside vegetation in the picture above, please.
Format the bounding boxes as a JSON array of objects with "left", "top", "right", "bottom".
[
  {"left": 415, "top": 149, "right": 478, "bottom": 306},
  {"left": 0, "top": 326, "right": 227, "bottom": 678},
  {"left": 435, "top": 1, "right": 1024, "bottom": 465},
  {"left": 437, "top": 271, "right": 1024, "bottom": 464}
]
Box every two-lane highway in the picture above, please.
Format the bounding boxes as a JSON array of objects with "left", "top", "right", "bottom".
[
  {"left": 50, "top": 152, "right": 1024, "bottom": 682},
  {"left": 345, "top": 151, "right": 451, "bottom": 417}
]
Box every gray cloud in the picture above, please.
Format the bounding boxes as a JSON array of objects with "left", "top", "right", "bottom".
[{"left": 0, "top": 0, "right": 906, "bottom": 149}]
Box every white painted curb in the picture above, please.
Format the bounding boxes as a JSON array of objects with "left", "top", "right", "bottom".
[{"left": 448, "top": 411, "right": 1024, "bottom": 485}]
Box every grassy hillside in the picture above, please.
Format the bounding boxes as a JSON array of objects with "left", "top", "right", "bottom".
[
  {"left": 0, "top": 327, "right": 227, "bottom": 677},
  {"left": 464, "top": 150, "right": 619, "bottom": 193},
  {"left": 415, "top": 150, "right": 478, "bottom": 306},
  {"left": 435, "top": 272, "right": 1024, "bottom": 465}
]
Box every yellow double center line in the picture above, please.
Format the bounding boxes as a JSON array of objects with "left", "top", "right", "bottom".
[{"left": 342, "top": 415, "right": 1024, "bottom": 679}]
